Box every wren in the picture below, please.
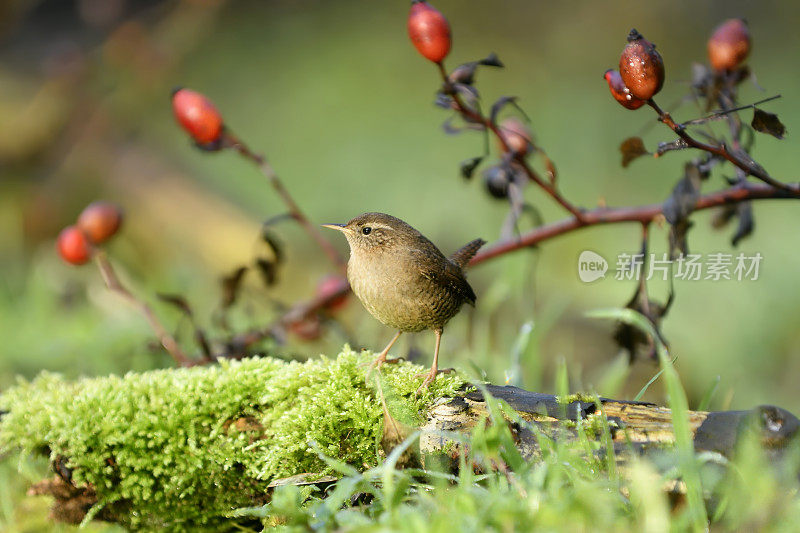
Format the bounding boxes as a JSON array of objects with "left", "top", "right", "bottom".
[{"left": 323, "top": 213, "right": 484, "bottom": 389}]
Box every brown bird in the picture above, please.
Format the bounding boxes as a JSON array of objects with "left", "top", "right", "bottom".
[{"left": 323, "top": 213, "right": 484, "bottom": 389}]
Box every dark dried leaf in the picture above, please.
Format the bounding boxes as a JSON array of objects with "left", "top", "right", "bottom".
[
  {"left": 710, "top": 204, "right": 737, "bottom": 229},
  {"left": 254, "top": 258, "right": 278, "bottom": 286},
  {"left": 490, "top": 96, "right": 518, "bottom": 124},
  {"left": 731, "top": 201, "right": 754, "bottom": 247},
  {"left": 663, "top": 163, "right": 702, "bottom": 225},
  {"left": 752, "top": 108, "right": 786, "bottom": 139},
  {"left": 220, "top": 266, "right": 249, "bottom": 309},
  {"left": 454, "top": 83, "right": 480, "bottom": 108},
  {"left": 442, "top": 116, "right": 463, "bottom": 135},
  {"left": 479, "top": 52, "right": 504, "bottom": 68},
  {"left": 157, "top": 293, "right": 193, "bottom": 317},
  {"left": 459, "top": 156, "right": 483, "bottom": 179},
  {"left": 614, "top": 286, "right": 672, "bottom": 363},
  {"left": 434, "top": 92, "right": 453, "bottom": 109},
  {"left": 448, "top": 54, "right": 503, "bottom": 86},
  {"left": 620, "top": 137, "right": 649, "bottom": 168},
  {"left": 663, "top": 164, "right": 703, "bottom": 257},
  {"left": 449, "top": 63, "right": 479, "bottom": 85},
  {"left": 668, "top": 218, "right": 694, "bottom": 258},
  {"left": 260, "top": 229, "right": 284, "bottom": 265},
  {"left": 194, "top": 329, "right": 212, "bottom": 359}
]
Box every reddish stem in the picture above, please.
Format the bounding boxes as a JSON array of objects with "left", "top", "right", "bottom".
[
  {"left": 94, "top": 251, "right": 192, "bottom": 366},
  {"left": 469, "top": 181, "right": 800, "bottom": 266},
  {"left": 224, "top": 133, "right": 347, "bottom": 272}
]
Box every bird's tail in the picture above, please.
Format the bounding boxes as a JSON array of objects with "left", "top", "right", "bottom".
[{"left": 449, "top": 238, "right": 486, "bottom": 269}]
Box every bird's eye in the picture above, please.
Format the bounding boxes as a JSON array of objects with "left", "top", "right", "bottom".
[{"left": 362, "top": 227, "right": 372, "bottom": 235}]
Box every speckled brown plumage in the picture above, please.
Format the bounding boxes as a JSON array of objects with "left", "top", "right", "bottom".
[{"left": 323, "top": 213, "right": 484, "bottom": 389}]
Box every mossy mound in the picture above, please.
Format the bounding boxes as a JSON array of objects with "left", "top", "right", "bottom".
[{"left": 0, "top": 347, "right": 464, "bottom": 530}]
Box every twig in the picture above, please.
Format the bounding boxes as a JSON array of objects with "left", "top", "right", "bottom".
[
  {"left": 647, "top": 99, "right": 792, "bottom": 192},
  {"left": 435, "top": 63, "right": 586, "bottom": 222},
  {"left": 223, "top": 133, "right": 347, "bottom": 272},
  {"left": 94, "top": 251, "right": 192, "bottom": 366}
]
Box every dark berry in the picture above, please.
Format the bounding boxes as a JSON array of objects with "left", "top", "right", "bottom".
[{"left": 483, "top": 166, "right": 511, "bottom": 199}]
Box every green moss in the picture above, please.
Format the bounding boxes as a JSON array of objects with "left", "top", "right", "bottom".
[{"left": 0, "top": 347, "right": 464, "bottom": 530}]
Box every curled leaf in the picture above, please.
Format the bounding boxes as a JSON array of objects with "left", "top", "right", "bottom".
[
  {"left": 254, "top": 258, "right": 278, "bottom": 286},
  {"left": 479, "top": 52, "right": 504, "bottom": 68},
  {"left": 157, "top": 293, "right": 193, "bottom": 317},
  {"left": 220, "top": 266, "right": 249, "bottom": 309},
  {"left": 751, "top": 108, "right": 786, "bottom": 139},
  {"left": 614, "top": 286, "right": 672, "bottom": 363},
  {"left": 620, "top": 137, "right": 649, "bottom": 167},
  {"left": 731, "top": 201, "right": 754, "bottom": 246},
  {"left": 442, "top": 116, "right": 463, "bottom": 135},
  {"left": 459, "top": 156, "right": 483, "bottom": 179},
  {"left": 259, "top": 228, "right": 284, "bottom": 265},
  {"left": 490, "top": 96, "right": 519, "bottom": 124},
  {"left": 663, "top": 163, "right": 703, "bottom": 256}
]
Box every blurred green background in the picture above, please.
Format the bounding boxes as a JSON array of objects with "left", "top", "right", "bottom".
[{"left": 2, "top": 0, "right": 800, "bottom": 420}]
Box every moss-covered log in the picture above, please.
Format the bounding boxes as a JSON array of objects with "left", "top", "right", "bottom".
[{"left": 1, "top": 349, "right": 797, "bottom": 530}]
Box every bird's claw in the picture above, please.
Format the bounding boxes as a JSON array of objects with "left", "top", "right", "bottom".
[
  {"left": 414, "top": 368, "right": 454, "bottom": 394},
  {"left": 362, "top": 356, "right": 405, "bottom": 382}
]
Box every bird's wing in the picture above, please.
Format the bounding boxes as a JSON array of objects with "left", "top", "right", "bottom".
[
  {"left": 449, "top": 238, "right": 486, "bottom": 269},
  {"left": 411, "top": 248, "right": 477, "bottom": 306}
]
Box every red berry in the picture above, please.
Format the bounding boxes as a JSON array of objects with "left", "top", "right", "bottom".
[
  {"left": 619, "top": 29, "right": 665, "bottom": 101},
  {"left": 57, "top": 226, "right": 93, "bottom": 265},
  {"left": 171, "top": 88, "right": 224, "bottom": 145},
  {"left": 497, "top": 117, "right": 533, "bottom": 155},
  {"left": 603, "top": 69, "right": 646, "bottom": 110},
  {"left": 708, "top": 18, "right": 750, "bottom": 72},
  {"left": 408, "top": 1, "right": 451, "bottom": 63},
  {"left": 316, "top": 275, "right": 349, "bottom": 311},
  {"left": 77, "top": 201, "right": 124, "bottom": 244}
]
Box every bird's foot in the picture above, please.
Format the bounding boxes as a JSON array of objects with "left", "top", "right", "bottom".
[
  {"left": 362, "top": 355, "right": 405, "bottom": 381},
  {"left": 414, "top": 368, "right": 454, "bottom": 394}
]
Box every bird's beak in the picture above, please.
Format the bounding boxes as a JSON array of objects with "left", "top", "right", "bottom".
[{"left": 322, "top": 223, "right": 347, "bottom": 232}]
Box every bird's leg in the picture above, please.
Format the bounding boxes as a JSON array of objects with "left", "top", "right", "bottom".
[
  {"left": 416, "top": 328, "right": 452, "bottom": 392},
  {"left": 364, "top": 331, "right": 403, "bottom": 375}
]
